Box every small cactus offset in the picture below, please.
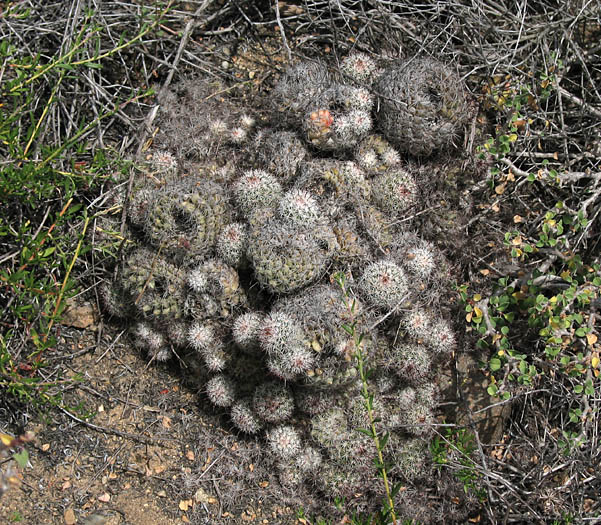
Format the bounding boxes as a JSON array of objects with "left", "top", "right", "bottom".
[
  {"left": 359, "top": 260, "right": 410, "bottom": 310},
  {"left": 340, "top": 52, "right": 379, "bottom": 84},
  {"left": 101, "top": 49, "right": 471, "bottom": 517},
  {"left": 205, "top": 374, "right": 236, "bottom": 407},
  {"left": 355, "top": 134, "right": 401, "bottom": 173},
  {"left": 371, "top": 167, "right": 418, "bottom": 216},
  {"left": 216, "top": 222, "right": 248, "bottom": 268},
  {"left": 254, "top": 130, "right": 308, "bottom": 183},
  {"left": 271, "top": 61, "right": 331, "bottom": 119}
]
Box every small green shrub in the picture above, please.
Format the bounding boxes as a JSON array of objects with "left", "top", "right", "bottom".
[{"left": 461, "top": 199, "right": 600, "bottom": 454}]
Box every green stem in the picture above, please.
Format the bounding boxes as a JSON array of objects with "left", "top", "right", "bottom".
[
  {"left": 353, "top": 331, "right": 397, "bottom": 525},
  {"left": 335, "top": 272, "right": 398, "bottom": 525}
]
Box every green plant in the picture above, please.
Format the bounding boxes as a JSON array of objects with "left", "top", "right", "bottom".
[
  {"left": 460, "top": 200, "right": 599, "bottom": 456},
  {"left": 0, "top": 431, "right": 34, "bottom": 499},
  {"left": 0, "top": 4, "right": 169, "bottom": 409},
  {"left": 551, "top": 512, "right": 575, "bottom": 525},
  {"left": 430, "top": 429, "right": 485, "bottom": 500},
  {"left": 462, "top": 202, "right": 599, "bottom": 392},
  {"left": 336, "top": 271, "right": 400, "bottom": 525}
]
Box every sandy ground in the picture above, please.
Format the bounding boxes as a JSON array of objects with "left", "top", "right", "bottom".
[{"left": 0, "top": 320, "right": 302, "bottom": 525}]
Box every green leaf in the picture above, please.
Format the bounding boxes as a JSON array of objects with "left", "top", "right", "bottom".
[
  {"left": 356, "top": 427, "right": 375, "bottom": 438},
  {"left": 372, "top": 458, "right": 384, "bottom": 470},
  {"left": 487, "top": 384, "right": 498, "bottom": 396},
  {"left": 380, "top": 432, "right": 389, "bottom": 450},
  {"left": 489, "top": 358, "right": 502, "bottom": 372},
  {"left": 391, "top": 481, "right": 404, "bottom": 499},
  {"left": 12, "top": 449, "right": 29, "bottom": 469}
]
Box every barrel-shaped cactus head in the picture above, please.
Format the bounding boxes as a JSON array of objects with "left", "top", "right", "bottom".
[
  {"left": 371, "top": 168, "right": 418, "bottom": 217},
  {"left": 392, "top": 343, "right": 432, "bottom": 384},
  {"left": 252, "top": 381, "right": 295, "bottom": 424},
  {"left": 255, "top": 130, "right": 308, "bottom": 183},
  {"left": 206, "top": 374, "right": 236, "bottom": 407},
  {"left": 143, "top": 179, "right": 231, "bottom": 261},
  {"left": 402, "top": 308, "right": 433, "bottom": 341},
  {"left": 230, "top": 399, "right": 262, "bottom": 434},
  {"left": 278, "top": 189, "right": 322, "bottom": 228},
  {"left": 424, "top": 318, "right": 456, "bottom": 354},
  {"left": 258, "top": 312, "right": 305, "bottom": 355},
  {"left": 272, "top": 60, "right": 331, "bottom": 118},
  {"left": 148, "top": 149, "right": 177, "bottom": 179},
  {"left": 267, "top": 425, "right": 302, "bottom": 460},
  {"left": 267, "top": 344, "right": 315, "bottom": 381},
  {"left": 375, "top": 57, "right": 471, "bottom": 156},
  {"left": 120, "top": 248, "right": 185, "bottom": 320},
  {"left": 216, "top": 223, "right": 248, "bottom": 268},
  {"left": 232, "top": 312, "right": 264, "bottom": 352},
  {"left": 247, "top": 219, "right": 337, "bottom": 294},
  {"left": 234, "top": 169, "right": 283, "bottom": 218},
  {"left": 404, "top": 245, "right": 436, "bottom": 279},
  {"left": 359, "top": 260, "right": 410, "bottom": 310}
]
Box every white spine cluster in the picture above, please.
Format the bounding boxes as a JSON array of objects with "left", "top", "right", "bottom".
[
  {"left": 232, "top": 312, "right": 263, "bottom": 350},
  {"left": 206, "top": 374, "right": 236, "bottom": 407},
  {"left": 360, "top": 260, "right": 409, "bottom": 309},
  {"left": 188, "top": 268, "right": 209, "bottom": 293},
  {"left": 216, "top": 222, "right": 248, "bottom": 268},
  {"left": 340, "top": 52, "right": 378, "bottom": 83},
  {"left": 258, "top": 312, "right": 305, "bottom": 355},
  {"left": 278, "top": 189, "right": 321, "bottom": 228},
  {"left": 267, "top": 425, "right": 302, "bottom": 459},
  {"left": 405, "top": 245, "right": 436, "bottom": 279},
  {"left": 372, "top": 168, "right": 418, "bottom": 215},
  {"left": 234, "top": 170, "right": 283, "bottom": 217}
]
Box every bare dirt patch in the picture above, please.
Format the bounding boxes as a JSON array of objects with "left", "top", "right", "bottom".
[{"left": 0, "top": 323, "right": 303, "bottom": 524}]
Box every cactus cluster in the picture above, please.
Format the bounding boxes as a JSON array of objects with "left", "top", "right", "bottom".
[
  {"left": 102, "top": 51, "right": 470, "bottom": 513},
  {"left": 273, "top": 60, "right": 376, "bottom": 151}
]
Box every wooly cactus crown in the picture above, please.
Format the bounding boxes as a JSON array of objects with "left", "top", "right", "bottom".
[{"left": 102, "top": 53, "right": 470, "bottom": 512}]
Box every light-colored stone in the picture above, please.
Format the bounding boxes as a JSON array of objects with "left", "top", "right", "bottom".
[
  {"left": 64, "top": 508, "right": 76, "bottom": 525},
  {"left": 456, "top": 352, "right": 511, "bottom": 444},
  {"left": 60, "top": 298, "right": 99, "bottom": 330}
]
